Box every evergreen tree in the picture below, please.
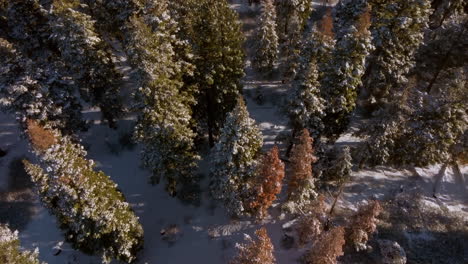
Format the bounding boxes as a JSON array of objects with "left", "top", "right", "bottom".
[
  {"left": 1, "top": 0, "right": 123, "bottom": 128},
  {"left": 230, "top": 227, "right": 276, "bottom": 264},
  {"left": 0, "top": 224, "right": 45, "bottom": 264},
  {"left": 275, "top": 0, "right": 313, "bottom": 42},
  {"left": 249, "top": 146, "right": 285, "bottom": 219},
  {"left": 47, "top": 0, "right": 123, "bottom": 128},
  {"left": 319, "top": 146, "right": 352, "bottom": 184},
  {"left": 275, "top": 0, "right": 313, "bottom": 79},
  {"left": 252, "top": 0, "right": 279, "bottom": 73},
  {"left": 124, "top": 0, "right": 199, "bottom": 197},
  {"left": 23, "top": 120, "right": 144, "bottom": 264},
  {"left": 0, "top": 38, "right": 85, "bottom": 133},
  {"left": 210, "top": 98, "right": 263, "bottom": 216},
  {"left": 321, "top": 1, "right": 373, "bottom": 139},
  {"left": 287, "top": 58, "right": 325, "bottom": 138},
  {"left": 188, "top": 0, "right": 245, "bottom": 147},
  {"left": 284, "top": 129, "right": 318, "bottom": 214},
  {"left": 363, "top": 0, "right": 432, "bottom": 108},
  {"left": 297, "top": 9, "right": 335, "bottom": 86},
  {"left": 357, "top": 73, "right": 467, "bottom": 167}
]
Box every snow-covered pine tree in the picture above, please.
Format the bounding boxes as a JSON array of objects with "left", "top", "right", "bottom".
[
  {"left": 123, "top": 0, "right": 199, "bottom": 198},
  {"left": 23, "top": 120, "right": 143, "bottom": 264},
  {"left": 187, "top": 0, "right": 245, "bottom": 147},
  {"left": 320, "top": 146, "right": 353, "bottom": 184},
  {"left": 0, "top": 224, "right": 45, "bottom": 264},
  {"left": 357, "top": 71, "right": 467, "bottom": 167},
  {"left": 415, "top": 16, "right": 468, "bottom": 94},
  {"left": 249, "top": 146, "right": 285, "bottom": 219},
  {"left": 46, "top": 0, "right": 123, "bottom": 128},
  {"left": 298, "top": 9, "right": 335, "bottom": 86},
  {"left": 287, "top": 58, "right": 325, "bottom": 138},
  {"left": 230, "top": 227, "right": 276, "bottom": 264},
  {"left": 0, "top": 38, "right": 85, "bottom": 134},
  {"left": 252, "top": 0, "right": 279, "bottom": 73},
  {"left": 275, "top": 0, "right": 313, "bottom": 80},
  {"left": 274, "top": 0, "right": 313, "bottom": 42},
  {"left": 320, "top": 1, "right": 373, "bottom": 139},
  {"left": 283, "top": 129, "right": 318, "bottom": 214},
  {"left": 210, "top": 98, "right": 263, "bottom": 216},
  {"left": 363, "top": 0, "right": 432, "bottom": 108}
]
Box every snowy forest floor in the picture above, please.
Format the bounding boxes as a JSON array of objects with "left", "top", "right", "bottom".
[{"left": 0, "top": 0, "right": 467, "bottom": 264}]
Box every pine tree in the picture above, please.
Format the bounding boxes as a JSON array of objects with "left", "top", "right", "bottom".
[
  {"left": 275, "top": 0, "right": 313, "bottom": 42},
  {"left": 0, "top": 38, "right": 85, "bottom": 133},
  {"left": 346, "top": 201, "right": 382, "bottom": 251},
  {"left": 284, "top": 129, "right": 318, "bottom": 214},
  {"left": 363, "top": 0, "right": 432, "bottom": 108},
  {"left": 23, "top": 120, "right": 143, "bottom": 264},
  {"left": 297, "top": 9, "right": 335, "bottom": 86},
  {"left": 302, "top": 226, "right": 345, "bottom": 264},
  {"left": 0, "top": 224, "right": 45, "bottom": 264},
  {"left": 210, "top": 98, "right": 263, "bottom": 216},
  {"left": 188, "top": 0, "right": 245, "bottom": 147},
  {"left": 230, "top": 227, "right": 276, "bottom": 264},
  {"left": 123, "top": 0, "right": 199, "bottom": 197},
  {"left": 287, "top": 58, "right": 325, "bottom": 138},
  {"left": 252, "top": 0, "right": 279, "bottom": 73},
  {"left": 320, "top": 146, "right": 353, "bottom": 184},
  {"left": 357, "top": 72, "right": 467, "bottom": 167},
  {"left": 47, "top": 0, "right": 123, "bottom": 128},
  {"left": 275, "top": 0, "right": 313, "bottom": 80},
  {"left": 321, "top": 1, "right": 373, "bottom": 139},
  {"left": 2, "top": 0, "right": 123, "bottom": 128},
  {"left": 249, "top": 146, "right": 285, "bottom": 219}
]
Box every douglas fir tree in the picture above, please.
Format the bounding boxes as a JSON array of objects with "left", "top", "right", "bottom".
[
  {"left": 124, "top": 0, "right": 199, "bottom": 197},
  {"left": 23, "top": 120, "right": 143, "bottom": 264},
  {"left": 210, "top": 98, "right": 263, "bottom": 216},
  {"left": 252, "top": 0, "right": 279, "bottom": 73},
  {"left": 0, "top": 224, "right": 45, "bottom": 264}
]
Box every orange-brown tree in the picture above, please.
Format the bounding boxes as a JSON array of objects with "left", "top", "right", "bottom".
[
  {"left": 302, "top": 226, "right": 345, "bottom": 264},
  {"left": 284, "top": 129, "right": 318, "bottom": 214},
  {"left": 346, "top": 200, "right": 382, "bottom": 251},
  {"left": 230, "top": 227, "right": 276, "bottom": 264},
  {"left": 249, "top": 146, "right": 285, "bottom": 218}
]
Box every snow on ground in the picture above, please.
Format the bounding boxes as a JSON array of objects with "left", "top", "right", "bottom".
[{"left": 0, "top": 1, "right": 467, "bottom": 264}]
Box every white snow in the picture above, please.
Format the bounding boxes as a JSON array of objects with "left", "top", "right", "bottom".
[{"left": 0, "top": 1, "right": 466, "bottom": 263}]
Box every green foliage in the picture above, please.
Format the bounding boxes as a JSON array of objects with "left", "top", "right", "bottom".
[
  {"left": 124, "top": 0, "right": 199, "bottom": 197},
  {"left": 287, "top": 59, "right": 325, "bottom": 138},
  {"left": 210, "top": 98, "right": 263, "bottom": 216},
  {"left": 364, "top": 0, "right": 432, "bottom": 107},
  {"left": 252, "top": 0, "right": 279, "bottom": 73},
  {"left": 186, "top": 0, "right": 246, "bottom": 144},
  {"left": 0, "top": 225, "right": 45, "bottom": 264},
  {"left": 321, "top": 0, "right": 373, "bottom": 139},
  {"left": 23, "top": 129, "right": 143, "bottom": 263}
]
